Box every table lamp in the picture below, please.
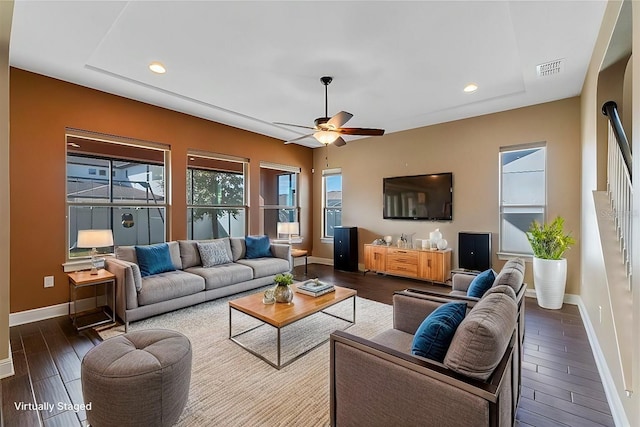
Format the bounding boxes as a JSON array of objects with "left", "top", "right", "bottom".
[
  {"left": 77, "top": 229, "right": 114, "bottom": 274},
  {"left": 277, "top": 222, "right": 300, "bottom": 243}
]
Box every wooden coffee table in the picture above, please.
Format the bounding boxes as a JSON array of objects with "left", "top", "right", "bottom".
[{"left": 229, "top": 284, "right": 356, "bottom": 369}]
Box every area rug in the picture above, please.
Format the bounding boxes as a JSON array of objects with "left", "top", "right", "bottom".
[{"left": 97, "top": 289, "right": 393, "bottom": 426}]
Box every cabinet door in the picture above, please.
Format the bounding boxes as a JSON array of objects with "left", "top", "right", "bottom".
[
  {"left": 364, "top": 245, "right": 386, "bottom": 272},
  {"left": 419, "top": 251, "right": 451, "bottom": 282},
  {"left": 418, "top": 252, "right": 432, "bottom": 280},
  {"left": 334, "top": 227, "right": 358, "bottom": 271}
]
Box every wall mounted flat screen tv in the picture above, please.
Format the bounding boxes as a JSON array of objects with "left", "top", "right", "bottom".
[{"left": 383, "top": 173, "right": 453, "bottom": 220}]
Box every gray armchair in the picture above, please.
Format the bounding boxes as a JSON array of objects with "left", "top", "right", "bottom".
[
  {"left": 404, "top": 257, "right": 527, "bottom": 410},
  {"left": 330, "top": 286, "right": 518, "bottom": 427}
]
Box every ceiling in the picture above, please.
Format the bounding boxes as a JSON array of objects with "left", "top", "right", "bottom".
[{"left": 9, "top": 1, "right": 608, "bottom": 148}]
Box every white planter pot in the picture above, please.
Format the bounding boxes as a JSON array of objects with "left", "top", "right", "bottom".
[{"left": 533, "top": 257, "right": 567, "bottom": 309}]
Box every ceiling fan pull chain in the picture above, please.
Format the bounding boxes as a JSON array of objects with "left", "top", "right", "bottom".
[{"left": 325, "top": 144, "right": 329, "bottom": 167}]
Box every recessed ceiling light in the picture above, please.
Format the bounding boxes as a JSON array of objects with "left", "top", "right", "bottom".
[
  {"left": 463, "top": 83, "right": 478, "bottom": 93},
  {"left": 149, "top": 62, "right": 166, "bottom": 74}
]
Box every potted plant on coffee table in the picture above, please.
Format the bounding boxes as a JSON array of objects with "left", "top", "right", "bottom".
[
  {"left": 526, "top": 216, "right": 575, "bottom": 309},
  {"left": 273, "top": 272, "right": 294, "bottom": 303}
]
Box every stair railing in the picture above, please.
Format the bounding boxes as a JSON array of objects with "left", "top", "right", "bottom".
[{"left": 602, "top": 101, "right": 633, "bottom": 288}]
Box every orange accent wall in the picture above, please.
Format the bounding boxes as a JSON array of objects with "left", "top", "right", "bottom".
[{"left": 9, "top": 68, "right": 313, "bottom": 313}]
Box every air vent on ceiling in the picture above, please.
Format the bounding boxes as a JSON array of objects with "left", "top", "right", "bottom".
[{"left": 536, "top": 59, "right": 564, "bottom": 77}]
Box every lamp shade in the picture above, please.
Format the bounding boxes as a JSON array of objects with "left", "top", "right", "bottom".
[
  {"left": 277, "top": 222, "right": 300, "bottom": 236},
  {"left": 314, "top": 131, "right": 340, "bottom": 145},
  {"left": 77, "top": 229, "right": 114, "bottom": 249}
]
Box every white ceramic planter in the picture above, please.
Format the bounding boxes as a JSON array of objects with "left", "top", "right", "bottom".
[{"left": 533, "top": 257, "right": 567, "bottom": 309}]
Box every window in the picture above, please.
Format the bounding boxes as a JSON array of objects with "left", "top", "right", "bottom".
[
  {"left": 66, "top": 132, "right": 169, "bottom": 260},
  {"left": 499, "top": 144, "right": 546, "bottom": 255},
  {"left": 260, "top": 162, "right": 300, "bottom": 238},
  {"left": 187, "top": 153, "right": 247, "bottom": 239},
  {"left": 323, "top": 169, "right": 342, "bottom": 238}
]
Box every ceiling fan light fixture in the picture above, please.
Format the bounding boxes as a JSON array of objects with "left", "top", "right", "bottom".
[
  {"left": 314, "top": 130, "right": 340, "bottom": 145},
  {"left": 149, "top": 62, "right": 166, "bottom": 74},
  {"left": 463, "top": 83, "right": 478, "bottom": 93}
]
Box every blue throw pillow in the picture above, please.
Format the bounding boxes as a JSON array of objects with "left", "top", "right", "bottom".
[
  {"left": 135, "top": 243, "right": 176, "bottom": 277},
  {"left": 245, "top": 235, "right": 272, "bottom": 259},
  {"left": 467, "top": 269, "right": 496, "bottom": 298},
  {"left": 412, "top": 302, "right": 467, "bottom": 362}
]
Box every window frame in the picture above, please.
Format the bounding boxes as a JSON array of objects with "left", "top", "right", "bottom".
[
  {"left": 322, "top": 168, "right": 342, "bottom": 239},
  {"left": 186, "top": 152, "right": 248, "bottom": 239},
  {"left": 65, "top": 130, "right": 170, "bottom": 267},
  {"left": 259, "top": 162, "right": 301, "bottom": 239},
  {"left": 498, "top": 143, "right": 547, "bottom": 258}
]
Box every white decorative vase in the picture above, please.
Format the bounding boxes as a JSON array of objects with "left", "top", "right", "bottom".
[
  {"left": 429, "top": 229, "right": 442, "bottom": 249},
  {"left": 436, "top": 239, "right": 448, "bottom": 250},
  {"left": 533, "top": 257, "right": 567, "bottom": 309}
]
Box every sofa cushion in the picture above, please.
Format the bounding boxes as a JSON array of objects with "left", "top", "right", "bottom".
[
  {"left": 185, "top": 263, "right": 254, "bottom": 290},
  {"left": 179, "top": 238, "right": 232, "bottom": 269},
  {"left": 492, "top": 258, "right": 525, "bottom": 293},
  {"left": 137, "top": 271, "right": 205, "bottom": 306},
  {"left": 484, "top": 284, "right": 516, "bottom": 301},
  {"left": 444, "top": 287, "right": 517, "bottom": 381},
  {"left": 411, "top": 302, "right": 467, "bottom": 362},
  {"left": 230, "top": 238, "right": 246, "bottom": 262},
  {"left": 236, "top": 257, "right": 290, "bottom": 278},
  {"left": 116, "top": 246, "right": 138, "bottom": 264},
  {"left": 135, "top": 243, "right": 176, "bottom": 277},
  {"left": 467, "top": 269, "right": 496, "bottom": 298},
  {"left": 197, "top": 240, "right": 232, "bottom": 267},
  {"left": 245, "top": 235, "right": 272, "bottom": 259},
  {"left": 370, "top": 328, "right": 414, "bottom": 353},
  {"left": 167, "top": 241, "right": 183, "bottom": 270},
  {"left": 116, "top": 242, "right": 182, "bottom": 271}
]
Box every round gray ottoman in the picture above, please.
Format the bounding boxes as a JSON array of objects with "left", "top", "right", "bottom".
[{"left": 81, "top": 329, "right": 192, "bottom": 427}]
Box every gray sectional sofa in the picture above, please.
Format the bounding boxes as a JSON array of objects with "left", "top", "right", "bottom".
[{"left": 105, "top": 237, "right": 291, "bottom": 330}]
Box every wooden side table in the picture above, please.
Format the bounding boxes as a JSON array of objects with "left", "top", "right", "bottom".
[
  {"left": 68, "top": 269, "right": 116, "bottom": 330},
  {"left": 291, "top": 249, "right": 308, "bottom": 275}
]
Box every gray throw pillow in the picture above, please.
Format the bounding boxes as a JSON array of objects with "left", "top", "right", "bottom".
[
  {"left": 444, "top": 287, "right": 517, "bottom": 381},
  {"left": 197, "top": 240, "right": 232, "bottom": 267}
]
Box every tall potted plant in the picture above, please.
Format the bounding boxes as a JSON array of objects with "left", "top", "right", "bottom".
[{"left": 527, "top": 216, "right": 575, "bottom": 309}]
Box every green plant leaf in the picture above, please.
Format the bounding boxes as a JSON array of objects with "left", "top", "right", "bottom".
[{"left": 526, "top": 216, "right": 575, "bottom": 260}]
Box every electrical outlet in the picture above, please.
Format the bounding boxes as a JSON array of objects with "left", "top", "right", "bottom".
[
  {"left": 44, "top": 276, "right": 54, "bottom": 288},
  {"left": 598, "top": 306, "right": 602, "bottom": 324}
]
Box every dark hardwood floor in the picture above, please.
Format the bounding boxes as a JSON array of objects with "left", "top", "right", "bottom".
[{"left": 1, "top": 264, "right": 615, "bottom": 426}]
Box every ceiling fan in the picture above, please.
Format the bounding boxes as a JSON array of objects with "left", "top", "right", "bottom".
[{"left": 275, "top": 76, "right": 385, "bottom": 147}]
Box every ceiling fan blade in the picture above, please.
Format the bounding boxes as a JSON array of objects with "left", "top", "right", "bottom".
[
  {"left": 274, "top": 122, "right": 316, "bottom": 131},
  {"left": 337, "top": 127, "right": 385, "bottom": 136},
  {"left": 333, "top": 136, "right": 347, "bottom": 147},
  {"left": 284, "top": 134, "right": 315, "bottom": 144},
  {"left": 327, "top": 111, "right": 353, "bottom": 129}
]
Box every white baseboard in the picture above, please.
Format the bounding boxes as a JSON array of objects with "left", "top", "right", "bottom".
[
  {"left": 575, "top": 298, "right": 630, "bottom": 427},
  {"left": 9, "top": 295, "right": 107, "bottom": 327},
  {"left": 0, "top": 341, "right": 14, "bottom": 379},
  {"left": 525, "top": 289, "right": 629, "bottom": 426},
  {"left": 308, "top": 256, "right": 333, "bottom": 266}
]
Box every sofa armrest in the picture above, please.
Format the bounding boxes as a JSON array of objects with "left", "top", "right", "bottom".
[
  {"left": 330, "top": 330, "right": 513, "bottom": 426},
  {"left": 452, "top": 273, "right": 476, "bottom": 292},
  {"left": 105, "top": 258, "right": 140, "bottom": 322},
  {"left": 270, "top": 243, "right": 292, "bottom": 270}
]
